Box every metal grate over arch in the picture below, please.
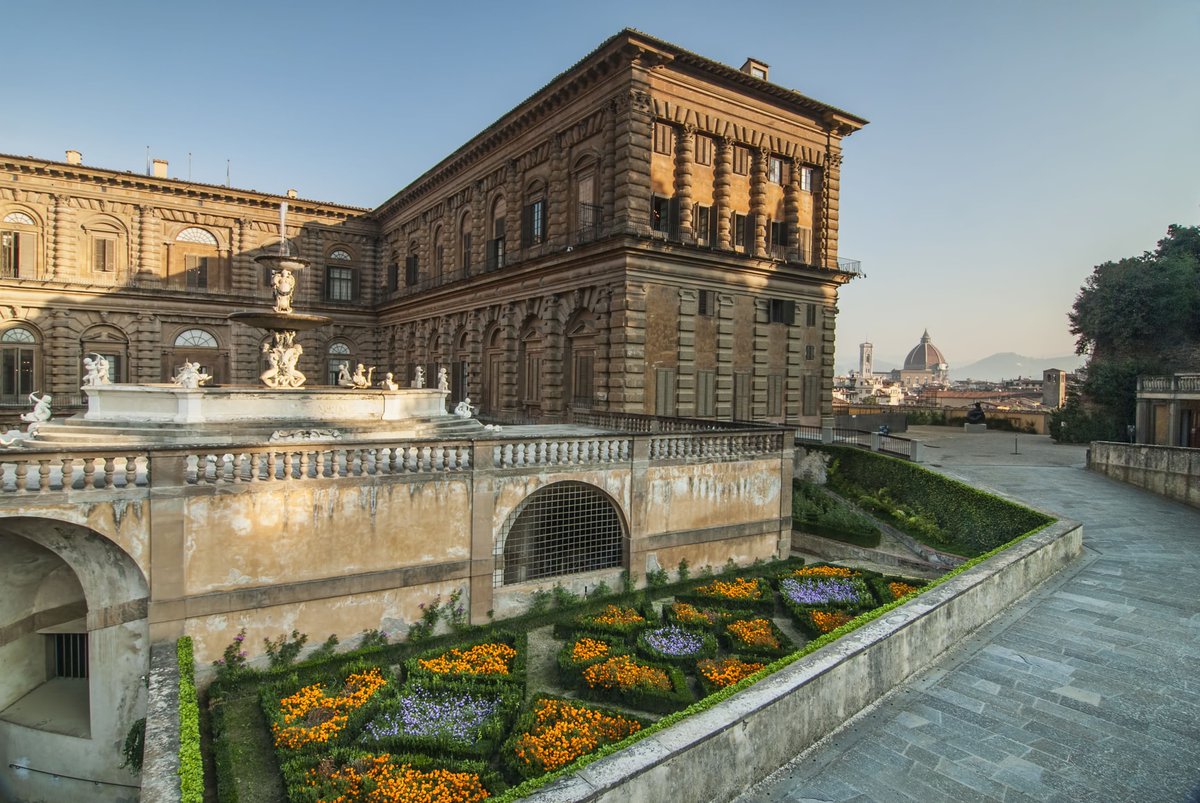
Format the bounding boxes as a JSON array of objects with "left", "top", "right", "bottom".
[{"left": 495, "top": 481, "right": 625, "bottom": 587}]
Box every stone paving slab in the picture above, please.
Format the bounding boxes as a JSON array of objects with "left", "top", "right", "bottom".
[{"left": 736, "top": 430, "right": 1200, "bottom": 803}]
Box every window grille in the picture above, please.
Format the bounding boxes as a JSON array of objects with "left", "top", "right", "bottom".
[
  {"left": 176, "top": 227, "right": 218, "bottom": 245},
  {"left": 53, "top": 633, "right": 88, "bottom": 679},
  {"left": 496, "top": 482, "right": 625, "bottom": 586}
]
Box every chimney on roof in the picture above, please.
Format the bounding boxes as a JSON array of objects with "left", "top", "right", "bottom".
[
  {"left": 65, "top": 150, "right": 82, "bottom": 165},
  {"left": 740, "top": 58, "right": 769, "bottom": 81},
  {"left": 287, "top": 188, "right": 298, "bottom": 199},
  {"left": 152, "top": 159, "right": 168, "bottom": 179}
]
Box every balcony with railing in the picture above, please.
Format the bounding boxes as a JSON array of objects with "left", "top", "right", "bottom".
[{"left": 1138, "top": 374, "right": 1200, "bottom": 395}]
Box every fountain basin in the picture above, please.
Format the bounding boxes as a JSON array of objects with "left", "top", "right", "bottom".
[{"left": 227, "top": 311, "right": 332, "bottom": 331}]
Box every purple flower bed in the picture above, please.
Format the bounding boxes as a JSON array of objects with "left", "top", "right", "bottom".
[
  {"left": 780, "top": 577, "right": 862, "bottom": 606},
  {"left": 362, "top": 684, "right": 502, "bottom": 743},
  {"left": 643, "top": 625, "right": 705, "bottom": 657}
]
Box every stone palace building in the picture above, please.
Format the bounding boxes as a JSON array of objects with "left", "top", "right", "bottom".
[{"left": 1, "top": 29, "right": 865, "bottom": 428}]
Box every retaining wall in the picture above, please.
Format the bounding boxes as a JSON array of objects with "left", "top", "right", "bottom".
[
  {"left": 1088, "top": 441, "right": 1200, "bottom": 510},
  {"left": 525, "top": 517, "right": 1082, "bottom": 802}
]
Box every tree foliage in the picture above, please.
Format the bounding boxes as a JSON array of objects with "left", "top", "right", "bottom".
[{"left": 1061, "top": 226, "right": 1200, "bottom": 439}]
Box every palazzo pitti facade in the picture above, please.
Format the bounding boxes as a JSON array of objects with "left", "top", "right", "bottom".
[{"left": 0, "top": 30, "right": 865, "bottom": 427}]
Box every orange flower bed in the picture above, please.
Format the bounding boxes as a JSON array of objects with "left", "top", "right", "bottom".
[
  {"left": 725, "top": 618, "right": 780, "bottom": 649},
  {"left": 511, "top": 698, "right": 641, "bottom": 774},
  {"left": 888, "top": 581, "right": 919, "bottom": 599},
  {"left": 307, "top": 753, "right": 489, "bottom": 803},
  {"left": 418, "top": 643, "right": 517, "bottom": 677},
  {"left": 582, "top": 654, "right": 671, "bottom": 692},
  {"left": 697, "top": 657, "right": 765, "bottom": 688},
  {"left": 570, "top": 637, "right": 610, "bottom": 663},
  {"left": 273, "top": 668, "right": 387, "bottom": 749},
  {"left": 694, "top": 577, "right": 765, "bottom": 601},
  {"left": 792, "top": 565, "right": 855, "bottom": 579},
  {"left": 669, "top": 602, "right": 716, "bottom": 626},
  {"left": 810, "top": 610, "right": 854, "bottom": 634},
  {"left": 587, "top": 605, "right": 646, "bottom": 627}
]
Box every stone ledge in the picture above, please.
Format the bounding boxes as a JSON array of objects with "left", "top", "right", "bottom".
[{"left": 525, "top": 517, "right": 1082, "bottom": 802}]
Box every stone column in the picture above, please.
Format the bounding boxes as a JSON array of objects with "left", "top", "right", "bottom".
[
  {"left": 471, "top": 181, "right": 486, "bottom": 272},
  {"left": 608, "top": 285, "right": 646, "bottom": 412},
  {"left": 714, "top": 138, "right": 733, "bottom": 249},
  {"left": 541, "top": 295, "right": 564, "bottom": 417},
  {"left": 231, "top": 218, "right": 254, "bottom": 296},
  {"left": 784, "top": 159, "right": 801, "bottom": 263},
  {"left": 51, "top": 195, "right": 76, "bottom": 279},
  {"left": 136, "top": 206, "right": 162, "bottom": 285},
  {"left": 820, "top": 148, "right": 844, "bottom": 269},
  {"left": 611, "top": 88, "right": 653, "bottom": 236},
  {"left": 467, "top": 442, "right": 497, "bottom": 623},
  {"left": 750, "top": 148, "right": 769, "bottom": 258},
  {"left": 593, "top": 287, "right": 613, "bottom": 412},
  {"left": 820, "top": 300, "right": 837, "bottom": 422},
  {"left": 674, "top": 124, "right": 695, "bottom": 242},
  {"left": 601, "top": 103, "right": 617, "bottom": 237}
]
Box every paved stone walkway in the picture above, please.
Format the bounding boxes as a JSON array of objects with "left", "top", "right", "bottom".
[{"left": 737, "top": 428, "right": 1200, "bottom": 803}]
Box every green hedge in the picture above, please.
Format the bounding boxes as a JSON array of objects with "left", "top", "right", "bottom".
[
  {"left": 792, "top": 480, "right": 882, "bottom": 547},
  {"left": 177, "top": 637, "right": 203, "bottom": 803},
  {"left": 816, "top": 445, "right": 1052, "bottom": 556}
]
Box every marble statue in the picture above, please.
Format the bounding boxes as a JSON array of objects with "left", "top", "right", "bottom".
[
  {"left": 174, "top": 361, "right": 213, "bottom": 389},
  {"left": 350, "top": 363, "right": 374, "bottom": 389},
  {"left": 271, "top": 268, "right": 296, "bottom": 314},
  {"left": 337, "top": 363, "right": 355, "bottom": 387},
  {"left": 413, "top": 366, "right": 426, "bottom": 389},
  {"left": 380, "top": 372, "right": 399, "bottom": 391},
  {"left": 261, "top": 331, "right": 305, "bottom": 389},
  {"left": 20, "top": 392, "right": 52, "bottom": 425},
  {"left": 437, "top": 366, "right": 449, "bottom": 392},
  {"left": 82, "top": 353, "right": 111, "bottom": 387},
  {"left": 453, "top": 397, "right": 477, "bottom": 419}
]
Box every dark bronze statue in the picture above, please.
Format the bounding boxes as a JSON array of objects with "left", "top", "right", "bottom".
[{"left": 966, "top": 402, "right": 986, "bottom": 425}]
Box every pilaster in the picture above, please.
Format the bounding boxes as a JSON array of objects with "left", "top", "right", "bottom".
[
  {"left": 820, "top": 148, "right": 843, "bottom": 269},
  {"left": 784, "top": 160, "right": 801, "bottom": 263},
  {"left": 611, "top": 86, "right": 653, "bottom": 236},
  {"left": 674, "top": 124, "right": 695, "bottom": 242},
  {"left": 547, "top": 135, "right": 569, "bottom": 246},
  {"left": 231, "top": 218, "right": 254, "bottom": 296},
  {"left": 750, "top": 148, "right": 769, "bottom": 258},
  {"left": 714, "top": 138, "right": 733, "bottom": 249},
  {"left": 715, "top": 293, "right": 735, "bottom": 418},
  {"left": 677, "top": 288, "right": 697, "bottom": 414}
]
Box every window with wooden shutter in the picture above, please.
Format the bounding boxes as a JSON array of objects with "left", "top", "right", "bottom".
[
  {"left": 769, "top": 299, "right": 795, "bottom": 325},
  {"left": 733, "top": 146, "right": 750, "bottom": 175},
  {"left": 797, "top": 227, "right": 813, "bottom": 264},
  {"left": 733, "top": 372, "right": 751, "bottom": 421},
  {"left": 803, "top": 375, "right": 819, "bottom": 417},
  {"left": 695, "top": 135, "right": 713, "bottom": 166},
  {"left": 655, "top": 368, "right": 676, "bottom": 416},
  {"left": 696, "top": 370, "right": 715, "bottom": 417},
  {"left": 185, "top": 255, "right": 208, "bottom": 288},
  {"left": 767, "top": 374, "right": 784, "bottom": 418},
  {"left": 93, "top": 237, "right": 115, "bottom": 272},
  {"left": 653, "top": 122, "right": 674, "bottom": 155}
]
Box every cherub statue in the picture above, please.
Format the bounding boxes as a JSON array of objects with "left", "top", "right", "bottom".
[
  {"left": 174, "top": 361, "right": 212, "bottom": 390},
  {"left": 337, "top": 363, "right": 355, "bottom": 387},
  {"left": 413, "top": 366, "right": 426, "bottom": 389},
  {"left": 437, "top": 366, "right": 450, "bottom": 392},
  {"left": 20, "top": 392, "right": 52, "bottom": 424},
  {"left": 380, "top": 372, "right": 399, "bottom": 391},
  {"left": 82, "top": 353, "right": 111, "bottom": 387},
  {"left": 271, "top": 268, "right": 296, "bottom": 314},
  {"left": 453, "top": 397, "right": 477, "bottom": 419},
  {"left": 350, "top": 363, "right": 374, "bottom": 389}
]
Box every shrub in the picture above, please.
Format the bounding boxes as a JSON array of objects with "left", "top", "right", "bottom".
[
  {"left": 676, "top": 577, "right": 776, "bottom": 613},
  {"left": 502, "top": 695, "right": 648, "bottom": 780},
  {"left": 212, "top": 628, "right": 248, "bottom": 679},
  {"left": 177, "top": 637, "right": 203, "bottom": 803},
  {"left": 792, "top": 479, "right": 882, "bottom": 547},
  {"left": 636, "top": 624, "right": 718, "bottom": 666},
  {"left": 264, "top": 629, "right": 308, "bottom": 669},
  {"left": 719, "top": 617, "right": 794, "bottom": 658},
  {"left": 574, "top": 654, "right": 694, "bottom": 714},
  {"left": 406, "top": 631, "right": 526, "bottom": 687},
  {"left": 359, "top": 678, "right": 522, "bottom": 759}
]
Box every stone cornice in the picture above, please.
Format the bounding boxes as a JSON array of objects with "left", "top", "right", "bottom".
[{"left": 0, "top": 153, "right": 370, "bottom": 224}]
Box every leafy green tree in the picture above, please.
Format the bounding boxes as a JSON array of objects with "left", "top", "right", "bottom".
[{"left": 1063, "top": 225, "right": 1200, "bottom": 439}]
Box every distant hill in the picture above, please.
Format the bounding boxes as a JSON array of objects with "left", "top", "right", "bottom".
[{"left": 954, "top": 352, "right": 1084, "bottom": 382}]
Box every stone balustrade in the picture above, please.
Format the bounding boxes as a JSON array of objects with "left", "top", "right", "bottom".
[
  {"left": 491, "top": 438, "right": 631, "bottom": 469},
  {"left": 0, "top": 451, "right": 149, "bottom": 493}
]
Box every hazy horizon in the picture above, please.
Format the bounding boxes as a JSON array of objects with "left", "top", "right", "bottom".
[{"left": 6, "top": 1, "right": 1197, "bottom": 367}]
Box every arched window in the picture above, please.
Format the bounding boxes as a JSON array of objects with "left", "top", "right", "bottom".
[
  {"left": 483, "top": 327, "right": 506, "bottom": 413},
  {"left": 173, "top": 227, "right": 222, "bottom": 290},
  {"left": 487, "top": 196, "right": 506, "bottom": 271},
  {"left": 324, "top": 247, "right": 358, "bottom": 303},
  {"left": 2, "top": 210, "right": 39, "bottom": 279},
  {"left": 80, "top": 325, "right": 129, "bottom": 384},
  {"left": 326, "top": 341, "right": 353, "bottom": 386},
  {"left": 565, "top": 318, "right": 596, "bottom": 409},
  {"left": 459, "top": 212, "right": 472, "bottom": 273},
  {"left": 165, "top": 328, "right": 222, "bottom": 383},
  {"left": 496, "top": 481, "right": 625, "bottom": 586},
  {"left": 1, "top": 325, "right": 39, "bottom": 404},
  {"left": 518, "top": 324, "right": 542, "bottom": 414},
  {"left": 405, "top": 240, "right": 419, "bottom": 287}
]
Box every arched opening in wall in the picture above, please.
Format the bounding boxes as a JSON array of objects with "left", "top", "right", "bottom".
[
  {"left": 324, "top": 248, "right": 359, "bottom": 304},
  {"left": 2, "top": 209, "right": 41, "bottom": 279},
  {"left": 171, "top": 226, "right": 225, "bottom": 291},
  {"left": 1, "top": 323, "right": 41, "bottom": 407},
  {"left": 565, "top": 315, "right": 597, "bottom": 412},
  {"left": 495, "top": 481, "right": 626, "bottom": 586},
  {"left": 451, "top": 329, "right": 471, "bottom": 404},
  {"left": 0, "top": 516, "right": 149, "bottom": 803},
  {"left": 163, "top": 327, "right": 225, "bottom": 383},
  {"left": 80, "top": 324, "right": 130, "bottom": 384}
]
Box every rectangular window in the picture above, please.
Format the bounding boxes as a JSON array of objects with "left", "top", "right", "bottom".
[
  {"left": 1, "top": 230, "right": 18, "bottom": 277},
  {"left": 655, "top": 368, "right": 676, "bottom": 416},
  {"left": 769, "top": 299, "right": 795, "bottom": 325},
  {"left": 1, "top": 344, "right": 36, "bottom": 402},
  {"left": 806, "top": 303, "right": 817, "bottom": 327},
  {"left": 697, "top": 289, "right": 716, "bottom": 317},
  {"left": 796, "top": 227, "right": 813, "bottom": 264},
  {"left": 768, "top": 157, "right": 784, "bottom": 184},
  {"left": 732, "top": 146, "right": 750, "bottom": 175},
  {"left": 52, "top": 633, "right": 88, "bottom": 679},
  {"left": 695, "top": 135, "right": 713, "bottom": 166},
  {"left": 460, "top": 232, "right": 471, "bottom": 271},
  {"left": 571, "top": 353, "right": 595, "bottom": 406},
  {"left": 404, "top": 255, "right": 418, "bottom": 286},
  {"left": 696, "top": 369, "right": 716, "bottom": 417},
  {"left": 653, "top": 122, "right": 674, "bottom": 155},
  {"left": 184, "top": 255, "right": 208, "bottom": 289},
  {"left": 800, "top": 166, "right": 814, "bottom": 192},
  {"left": 803, "top": 375, "right": 819, "bottom": 417},
  {"left": 805, "top": 344, "right": 816, "bottom": 361},
  {"left": 387, "top": 262, "right": 399, "bottom": 291},
  {"left": 522, "top": 355, "right": 542, "bottom": 403},
  {"left": 733, "top": 213, "right": 747, "bottom": 251},
  {"left": 733, "top": 372, "right": 751, "bottom": 421},
  {"left": 695, "top": 205, "right": 711, "bottom": 246},
  {"left": 767, "top": 374, "right": 784, "bottom": 418},
  {"left": 521, "top": 199, "right": 546, "bottom": 248},
  {"left": 93, "top": 237, "right": 115, "bottom": 272},
  {"left": 326, "top": 265, "right": 355, "bottom": 301},
  {"left": 488, "top": 218, "right": 507, "bottom": 270},
  {"left": 769, "top": 220, "right": 787, "bottom": 256}
]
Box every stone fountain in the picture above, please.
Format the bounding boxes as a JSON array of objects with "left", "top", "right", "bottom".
[{"left": 16, "top": 202, "right": 482, "bottom": 447}]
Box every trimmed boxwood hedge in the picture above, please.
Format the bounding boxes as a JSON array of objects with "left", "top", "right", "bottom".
[
  {"left": 719, "top": 616, "right": 795, "bottom": 659},
  {"left": 662, "top": 601, "right": 758, "bottom": 632},
  {"left": 553, "top": 602, "right": 656, "bottom": 640},
  {"left": 500, "top": 695, "right": 652, "bottom": 782},
  {"left": 869, "top": 575, "right": 928, "bottom": 604},
  {"left": 675, "top": 577, "right": 776, "bottom": 614},
  {"left": 567, "top": 653, "right": 695, "bottom": 714},
  {"left": 814, "top": 445, "right": 1053, "bottom": 556},
  {"left": 635, "top": 624, "right": 719, "bottom": 666},
  {"left": 280, "top": 747, "right": 506, "bottom": 803},
  {"left": 405, "top": 630, "right": 527, "bottom": 688}
]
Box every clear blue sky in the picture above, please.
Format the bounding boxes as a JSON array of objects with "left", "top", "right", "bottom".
[{"left": 6, "top": 0, "right": 1198, "bottom": 369}]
